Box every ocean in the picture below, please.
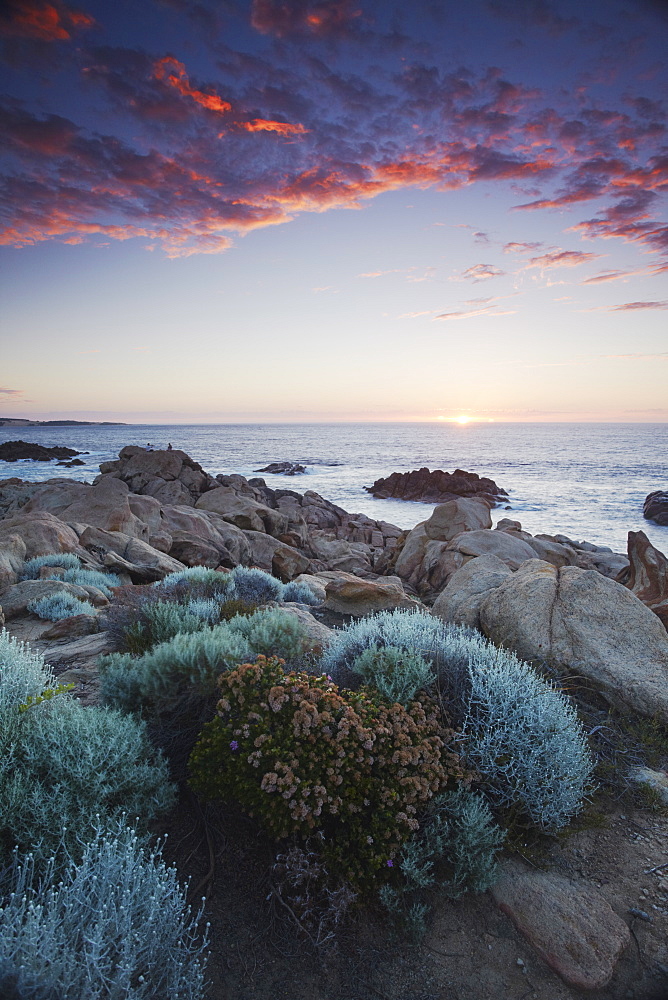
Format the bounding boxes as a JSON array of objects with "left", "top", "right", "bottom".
[{"left": 0, "top": 422, "right": 666, "bottom": 556}]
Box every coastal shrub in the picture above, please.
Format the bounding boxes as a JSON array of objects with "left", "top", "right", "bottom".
[
  {"left": 60, "top": 567, "right": 121, "bottom": 596},
  {"left": 154, "top": 566, "right": 233, "bottom": 601},
  {"left": 100, "top": 610, "right": 314, "bottom": 719},
  {"left": 227, "top": 566, "right": 284, "bottom": 604},
  {"left": 122, "top": 599, "right": 209, "bottom": 654},
  {"left": 0, "top": 821, "right": 209, "bottom": 1000},
  {"left": 320, "top": 609, "right": 474, "bottom": 700},
  {"left": 321, "top": 610, "right": 593, "bottom": 830},
  {"left": 378, "top": 787, "right": 504, "bottom": 941},
  {"left": 186, "top": 597, "right": 224, "bottom": 623},
  {"left": 189, "top": 657, "right": 465, "bottom": 888},
  {"left": 26, "top": 592, "right": 97, "bottom": 621},
  {"left": 461, "top": 644, "right": 594, "bottom": 829},
  {"left": 0, "top": 631, "right": 57, "bottom": 750},
  {"left": 99, "top": 623, "right": 254, "bottom": 717},
  {"left": 282, "top": 580, "right": 321, "bottom": 605},
  {"left": 19, "top": 553, "right": 81, "bottom": 580},
  {"left": 225, "top": 607, "right": 315, "bottom": 665},
  {"left": 350, "top": 645, "right": 435, "bottom": 706},
  {"left": 0, "top": 694, "right": 175, "bottom": 869}
]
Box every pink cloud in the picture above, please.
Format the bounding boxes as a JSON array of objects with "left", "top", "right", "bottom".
[{"left": 611, "top": 300, "right": 668, "bottom": 311}]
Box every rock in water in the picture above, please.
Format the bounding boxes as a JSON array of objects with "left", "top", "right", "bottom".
[
  {"left": 0, "top": 440, "right": 80, "bottom": 462},
  {"left": 253, "top": 462, "right": 306, "bottom": 475},
  {"left": 644, "top": 490, "right": 668, "bottom": 526},
  {"left": 366, "top": 467, "right": 507, "bottom": 506}
]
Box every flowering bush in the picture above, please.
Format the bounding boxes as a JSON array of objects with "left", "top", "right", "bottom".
[{"left": 189, "top": 657, "right": 465, "bottom": 887}]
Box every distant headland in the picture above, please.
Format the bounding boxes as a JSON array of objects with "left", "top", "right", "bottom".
[{"left": 0, "top": 418, "right": 126, "bottom": 427}]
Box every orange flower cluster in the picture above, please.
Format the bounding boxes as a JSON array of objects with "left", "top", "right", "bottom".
[{"left": 188, "top": 656, "right": 466, "bottom": 887}]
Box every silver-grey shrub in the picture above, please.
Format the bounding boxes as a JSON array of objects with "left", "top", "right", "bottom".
[
  {"left": 321, "top": 609, "right": 474, "bottom": 698},
  {"left": 101, "top": 610, "right": 315, "bottom": 722},
  {"left": 0, "top": 821, "right": 208, "bottom": 1000},
  {"left": 26, "top": 593, "right": 97, "bottom": 621},
  {"left": 378, "top": 787, "right": 504, "bottom": 942},
  {"left": 225, "top": 607, "right": 314, "bottom": 665},
  {"left": 227, "top": 566, "right": 283, "bottom": 604},
  {"left": 460, "top": 640, "right": 594, "bottom": 829},
  {"left": 99, "top": 623, "right": 253, "bottom": 715},
  {"left": 138, "top": 600, "right": 207, "bottom": 646},
  {"left": 61, "top": 567, "right": 121, "bottom": 596},
  {"left": 19, "top": 553, "right": 81, "bottom": 580},
  {"left": 154, "top": 566, "right": 233, "bottom": 599},
  {"left": 1, "top": 695, "right": 175, "bottom": 868},
  {"left": 0, "top": 631, "right": 56, "bottom": 750},
  {"left": 350, "top": 645, "right": 435, "bottom": 706},
  {"left": 321, "top": 610, "right": 593, "bottom": 830},
  {"left": 282, "top": 580, "right": 321, "bottom": 605}
]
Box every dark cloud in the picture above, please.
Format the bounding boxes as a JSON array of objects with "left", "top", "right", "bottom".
[
  {"left": 0, "top": 0, "right": 93, "bottom": 41},
  {"left": 486, "top": 0, "right": 579, "bottom": 36},
  {"left": 0, "top": 4, "right": 666, "bottom": 265},
  {"left": 250, "top": 0, "right": 362, "bottom": 38}
]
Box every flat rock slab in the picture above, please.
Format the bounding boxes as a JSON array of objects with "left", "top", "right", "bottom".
[{"left": 491, "top": 865, "right": 630, "bottom": 990}]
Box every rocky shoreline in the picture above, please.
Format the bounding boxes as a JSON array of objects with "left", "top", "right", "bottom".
[
  {"left": 1, "top": 444, "right": 667, "bottom": 721},
  {"left": 1, "top": 444, "right": 668, "bottom": 999}
]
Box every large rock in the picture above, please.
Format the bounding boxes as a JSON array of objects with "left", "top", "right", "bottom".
[
  {"left": 446, "top": 528, "right": 537, "bottom": 569},
  {"left": 491, "top": 864, "right": 630, "bottom": 990},
  {"left": 424, "top": 498, "right": 492, "bottom": 541},
  {"left": 644, "top": 490, "right": 668, "bottom": 526},
  {"left": 619, "top": 530, "right": 668, "bottom": 630},
  {"left": 307, "top": 532, "right": 372, "bottom": 574},
  {"left": 78, "top": 525, "right": 185, "bottom": 583},
  {"left": 160, "top": 504, "right": 250, "bottom": 567},
  {"left": 1, "top": 579, "right": 109, "bottom": 619},
  {"left": 21, "top": 479, "right": 90, "bottom": 516},
  {"left": 431, "top": 554, "right": 513, "bottom": 628},
  {"left": 322, "top": 572, "right": 422, "bottom": 616},
  {"left": 195, "top": 487, "right": 288, "bottom": 536},
  {"left": 479, "top": 559, "right": 668, "bottom": 721},
  {"left": 0, "top": 533, "right": 27, "bottom": 592},
  {"left": 393, "top": 501, "right": 495, "bottom": 597},
  {"left": 0, "top": 511, "right": 80, "bottom": 561},
  {"left": 366, "top": 467, "right": 507, "bottom": 506},
  {"left": 242, "top": 530, "right": 310, "bottom": 579},
  {"left": 126, "top": 494, "right": 172, "bottom": 552},
  {"left": 60, "top": 477, "right": 149, "bottom": 538}
]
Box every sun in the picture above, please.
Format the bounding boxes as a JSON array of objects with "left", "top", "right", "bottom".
[{"left": 455, "top": 415, "right": 471, "bottom": 424}]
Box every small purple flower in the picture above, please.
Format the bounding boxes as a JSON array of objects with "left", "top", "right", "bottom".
[
  {"left": 326, "top": 675, "right": 333, "bottom": 682},
  {"left": 386, "top": 859, "right": 394, "bottom": 868},
  {"left": 229, "top": 740, "right": 239, "bottom": 751}
]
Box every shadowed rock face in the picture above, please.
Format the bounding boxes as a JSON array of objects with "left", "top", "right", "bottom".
[
  {"left": 366, "top": 467, "right": 507, "bottom": 506},
  {"left": 644, "top": 490, "right": 668, "bottom": 526},
  {"left": 618, "top": 530, "right": 668, "bottom": 630}
]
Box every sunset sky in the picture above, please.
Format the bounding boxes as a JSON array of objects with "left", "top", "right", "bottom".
[{"left": 1, "top": 0, "right": 666, "bottom": 423}]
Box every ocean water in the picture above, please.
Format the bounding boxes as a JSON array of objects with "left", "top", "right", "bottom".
[{"left": 0, "top": 422, "right": 666, "bottom": 555}]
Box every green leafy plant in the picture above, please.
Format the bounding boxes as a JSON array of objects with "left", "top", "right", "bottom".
[{"left": 189, "top": 656, "right": 466, "bottom": 888}]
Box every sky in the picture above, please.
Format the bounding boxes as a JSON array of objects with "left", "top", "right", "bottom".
[{"left": 0, "top": 0, "right": 667, "bottom": 423}]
